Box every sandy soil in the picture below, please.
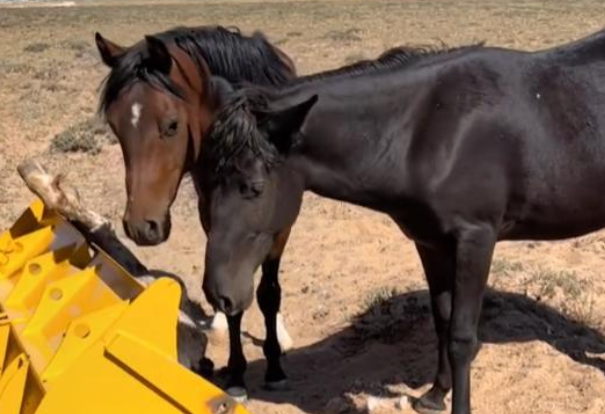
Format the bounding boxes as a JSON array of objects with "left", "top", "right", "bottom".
[{"left": 2, "top": 1, "right": 605, "bottom": 413}]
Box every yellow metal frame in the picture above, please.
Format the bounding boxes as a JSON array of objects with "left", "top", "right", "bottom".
[{"left": 0, "top": 199, "right": 249, "bottom": 414}]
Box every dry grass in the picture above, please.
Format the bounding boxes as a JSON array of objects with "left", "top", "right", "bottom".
[
  {"left": 361, "top": 286, "right": 399, "bottom": 311},
  {"left": 523, "top": 267, "right": 602, "bottom": 328},
  {"left": 23, "top": 42, "right": 50, "bottom": 53},
  {"left": 323, "top": 27, "right": 363, "bottom": 43},
  {"left": 491, "top": 257, "right": 525, "bottom": 277}
]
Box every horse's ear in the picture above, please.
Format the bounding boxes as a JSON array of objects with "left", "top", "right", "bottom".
[
  {"left": 95, "top": 32, "right": 125, "bottom": 67},
  {"left": 257, "top": 94, "right": 318, "bottom": 153},
  {"left": 210, "top": 76, "right": 235, "bottom": 109},
  {"left": 144, "top": 35, "right": 172, "bottom": 74}
]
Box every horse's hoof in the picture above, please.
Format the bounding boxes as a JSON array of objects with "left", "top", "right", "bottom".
[
  {"left": 215, "top": 367, "right": 230, "bottom": 379},
  {"left": 263, "top": 379, "right": 291, "bottom": 391},
  {"left": 412, "top": 397, "right": 446, "bottom": 414},
  {"left": 196, "top": 357, "right": 214, "bottom": 379},
  {"left": 226, "top": 386, "right": 248, "bottom": 403}
]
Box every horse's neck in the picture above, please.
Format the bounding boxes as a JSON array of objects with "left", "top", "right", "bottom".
[{"left": 290, "top": 91, "right": 412, "bottom": 211}]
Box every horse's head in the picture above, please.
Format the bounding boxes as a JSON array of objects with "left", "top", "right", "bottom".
[
  {"left": 199, "top": 90, "right": 318, "bottom": 315},
  {"left": 95, "top": 33, "right": 219, "bottom": 245}
]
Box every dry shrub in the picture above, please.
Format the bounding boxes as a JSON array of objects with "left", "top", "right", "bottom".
[
  {"left": 524, "top": 267, "right": 602, "bottom": 329},
  {"left": 344, "top": 53, "right": 366, "bottom": 65},
  {"left": 50, "top": 117, "right": 115, "bottom": 155},
  {"left": 323, "top": 28, "right": 363, "bottom": 43},
  {"left": 24, "top": 42, "right": 50, "bottom": 53}
]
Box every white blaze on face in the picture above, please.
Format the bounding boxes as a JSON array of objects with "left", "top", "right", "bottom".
[{"left": 131, "top": 102, "right": 143, "bottom": 128}]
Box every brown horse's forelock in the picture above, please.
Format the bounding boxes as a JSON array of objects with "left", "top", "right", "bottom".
[{"left": 98, "top": 54, "right": 185, "bottom": 115}]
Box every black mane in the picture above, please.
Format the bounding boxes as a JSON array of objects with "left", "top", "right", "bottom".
[
  {"left": 203, "top": 42, "right": 485, "bottom": 175},
  {"left": 98, "top": 25, "right": 294, "bottom": 113},
  {"left": 292, "top": 42, "right": 484, "bottom": 85}
]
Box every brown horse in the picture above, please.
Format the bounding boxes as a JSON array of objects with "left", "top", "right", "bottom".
[{"left": 94, "top": 26, "right": 296, "bottom": 398}]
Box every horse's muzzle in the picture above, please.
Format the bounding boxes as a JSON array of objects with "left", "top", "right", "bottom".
[{"left": 123, "top": 215, "right": 171, "bottom": 246}]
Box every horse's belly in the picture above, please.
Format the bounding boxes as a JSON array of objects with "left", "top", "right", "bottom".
[{"left": 501, "top": 208, "right": 605, "bottom": 241}]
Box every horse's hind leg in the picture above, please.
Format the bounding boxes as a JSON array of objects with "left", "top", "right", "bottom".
[
  {"left": 413, "top": 243, "right": 455, "bottom": 414},
  {"left": 257, "top": 228, "right": 292, "bottom": 390}
]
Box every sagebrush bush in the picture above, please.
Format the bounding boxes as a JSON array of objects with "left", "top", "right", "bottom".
[{"left": 50, "top": 117, "right": 115, "bottom": 155}]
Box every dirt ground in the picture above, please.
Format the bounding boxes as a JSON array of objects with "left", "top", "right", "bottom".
[{"left": 2, "top": 0, "right": 605, "bottom": 413}]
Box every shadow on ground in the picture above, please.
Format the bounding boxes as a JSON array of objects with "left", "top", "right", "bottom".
[{"left": 209, "top": 288, "right": 605, "bottom": 413}]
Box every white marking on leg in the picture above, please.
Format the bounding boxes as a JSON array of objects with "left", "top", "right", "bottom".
[
  {"left": 131, "top": 102, "right": 143, "bottom": 128},
  {"left": 210, "top": 311, "right": 228, "bottom": 331},
  {"left": 176, "top": 310, "right": 204, "bottom": 369},
  {"left": 276, "top": 312, "right": 293, "bottom": 352}
]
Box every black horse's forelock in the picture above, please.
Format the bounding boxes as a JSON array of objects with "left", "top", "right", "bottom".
[
  {"left": 203, "top": 88, "right": 279, "bottom": 177},
  {"left": 98, "top": 25, "right": 294, "bottom": 114}
]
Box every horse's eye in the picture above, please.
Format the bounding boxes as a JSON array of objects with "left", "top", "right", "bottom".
[
  {"left": 250, "top": 180, "right": 265, "bottom": 196},
  {"left": 239, "top": 180, "right": 264, "bottom": 199},
  {"left": 163, "top": 119, "right": 178, "bottom": 138}
]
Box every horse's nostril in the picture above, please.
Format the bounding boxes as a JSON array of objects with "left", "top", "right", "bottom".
[
  {"left": 123, "top": 220, "right": 132, "bottom": 238},
  {"left": 218, "top": 296, "right": 233, "bottom": 314},
  {"left": 145, "top": 220, "right": 160, "bottom": 239}
]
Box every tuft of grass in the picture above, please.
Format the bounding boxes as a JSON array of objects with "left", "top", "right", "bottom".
[
  {"left": 362, "top": 286, "right": 398, "bottom": 311},
  {"left": 62, "top": 39, "right": 90, "bottom": 52},
  {"left": 524, "top": 267, "right": 599, "bottom": 327},
  {"left": 33, "top": 67, "right": 60, "bottom": 81},
  {"left": 491, "top": 257, "right": 524, "bottom": 276},
  {"left": 323, "top": 28, "right": 362, "bottom": 43},
  {"left": 51, "top": 131, "right": 101, "bottom": 155},
  {"left": 274, "top": 38, "right": 289, "bottom": 46},
  {"left": 344, "top": 53, "right": 366, "bottom": 65},
  {"left": 0, "top": 62, "right": 31, "bottom": 75},
  {"left": 50, "top": 117, "right": 115, "bottom": 156},
  {"left": 527, "top": 268, "right": 582, "bottom": 301},
  {"left": 61, "top": 39, "right": 96, "bottom": 60},
  {"left": 24, "top": 42, "right": 50, "bottom": 53}
]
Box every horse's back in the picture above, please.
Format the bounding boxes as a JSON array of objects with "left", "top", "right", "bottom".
[{"left": 406, "top": 46, "right": 605, "bottom": 242}]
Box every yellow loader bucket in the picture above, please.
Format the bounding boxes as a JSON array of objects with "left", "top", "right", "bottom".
[{"left": 0, "top": 199, "right": 249, "bottom": 414}]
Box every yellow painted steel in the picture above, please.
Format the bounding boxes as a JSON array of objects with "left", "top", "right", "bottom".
[{"left": 0, "top": 199, "right": 249, "bottom": 414}]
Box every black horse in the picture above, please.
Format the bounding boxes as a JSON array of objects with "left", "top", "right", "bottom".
[{"left": 198, "top": 27, "right": 605, "bottom": 414}]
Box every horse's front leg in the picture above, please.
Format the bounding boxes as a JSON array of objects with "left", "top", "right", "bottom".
[
  {"left": 225, "top": 311, "right": 248, "bottom": 401},
  {"left": 448, "top": 225, "right": 495, "bottom": 414},
  {"left": 257, "top": 229, "right": 292, "bottom": 390}
]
